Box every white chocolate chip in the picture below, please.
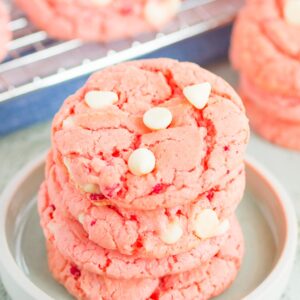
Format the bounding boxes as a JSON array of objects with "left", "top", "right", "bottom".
[
  {"left": 78, "top": 213, "right": 85, "bottom": 225},
  {"left": 47, "top": 222, "right": 56, "bottom": 234},
  {"left": 160, "top": 220, "right": 183, "bottom": 244},
  {"left": 63, "top": 157, "right": 74, "bottom": 180},
  {"left": 284, "top": 0, "right": 300, "bottom": 25},
  {"left": 128, "top": 148, "right": 156, "bottom": 176},
  {"left": 183, "top": 82, "right": 212, "bottom": 109},
  {"left": 215, "top": 219, "right": 230, "bottom": 236},
  {"left": 63, "top": 159, "right": 100, "bottom": 193},
  {"left": 92, "top": 200, "right": 110, "bottom": 207},
  {"left": 63, "top": 159, "right": 99, "bottom": 193},
  {"left": 91, "top": 0, "right": 112, "bottom": 6},
  {"left": 193, "top": 209, "right": 220, "bottom": 239},
  {"left": 143, "top": 107, "right": 172, "bottom": 130},
  {"left": 63, "top": 157, "right": 71, "bottom": 171},
  {"left": 82, "top": 183, "right": 100, "bottom": 193},
  {"left": 144, "top": 0, "right": 181, "bottom": 28},
  {"left": 62, "top": 116, "right": 75, "bottom": 129},
  {"left": 85, "top": 90, "right": 118, "bottom": 109}
]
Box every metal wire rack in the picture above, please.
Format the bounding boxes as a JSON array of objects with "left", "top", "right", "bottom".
[{"left": 0, "top": 0, "right": 243, "bottom": 103}]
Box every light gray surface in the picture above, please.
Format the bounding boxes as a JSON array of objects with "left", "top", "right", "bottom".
[{"left": 0, "top": 62, "right": 299, "bottom": 299}]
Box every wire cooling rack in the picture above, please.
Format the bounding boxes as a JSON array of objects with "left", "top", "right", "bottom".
[{"left": 0, "top": 0, "right": 243, "bottom": 103}]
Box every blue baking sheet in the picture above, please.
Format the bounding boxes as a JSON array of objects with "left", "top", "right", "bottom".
[{"left": 0, "top": 25, "right": 232, "bottom": 136}]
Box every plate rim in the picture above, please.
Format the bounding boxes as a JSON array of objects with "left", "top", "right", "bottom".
[
  {"left": 0, "top": 153, "right": 53, "bottom": 300},
  {"left": 0, "top": 154, "right": 298, "bottom": 300},
  {"left": 243, "top": 156, "right": 298, "bottom": 299}
]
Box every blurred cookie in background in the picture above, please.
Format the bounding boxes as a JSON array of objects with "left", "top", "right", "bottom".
[
  {"left": 14, "top": 0, "right": 181, "bottom": 42},
  {"left": 230, "top": 0, "right": 300, "bottom": 151},
  {"left": 0, "top": 0, "right": 11, "bottom": 62}
]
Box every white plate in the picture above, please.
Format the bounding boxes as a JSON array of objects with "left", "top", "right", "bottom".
[{"left": 0, "top": 155, "right": 297, "bottom": 300}]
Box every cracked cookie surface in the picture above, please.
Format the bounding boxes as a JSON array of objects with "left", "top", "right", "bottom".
[
  {"left": 47, "top": 216, "right": 244, "bottom": 300},
  {"left": 39, "top": 182, "right": 232, "bottom": 279},
  {"left": 51, "top": 58, "right": 249, "bottom": 210},
  {"left": 44, "top": 150, "right": 245, "bottom": 258}
]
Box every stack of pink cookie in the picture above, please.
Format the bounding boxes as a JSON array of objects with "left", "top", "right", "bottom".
[
  {"left": 0, "top": 0, "right": 10, "bottom": 62},
  {"left": 231, "top": 0, "right": 300, "bottom": 150},
  {"left": 38, "top": 58, "right": 249, "bottom": 300},
  {"left": 15, "top": 0, "right": 180, "bottom": 42}
]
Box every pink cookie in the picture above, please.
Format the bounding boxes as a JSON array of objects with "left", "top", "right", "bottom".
[
  {"left": 45, "top": 150, "right": 245, "bottom": 258},
  {"left": 39, "top": 183, "right": 232, "bottom": 279},
  {"left": 51, "top": 58, "right": 249, "bottom": 210},
  {"left": 231, "top": 0, "right": 300, "bottom": 150},
  {"left": 241, "top": 75, "right": 300, "bottom": 150},
  {"left": 0, "top": 0, "right": 10, "bottom": 62},
  {"left": 47, "top": 216, "right": 244, "bottom": 300},
  {"left": 15, "top": 0, "right": 180, "bottom": 42}
]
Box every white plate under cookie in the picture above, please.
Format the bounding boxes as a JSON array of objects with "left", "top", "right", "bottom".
[{"left": 0, "top": 154, "right": 297, "bottom": 300}]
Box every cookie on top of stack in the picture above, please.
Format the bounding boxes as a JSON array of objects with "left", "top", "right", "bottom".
[
  {"left": 231, "top": 0, "right": 300, "bottom": 150},
  {"left": 38, "top": 58, "right": 249, "bottom": 300},
  {"left": 15, "top": 0, "right": 181, "bottom": 42}
]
